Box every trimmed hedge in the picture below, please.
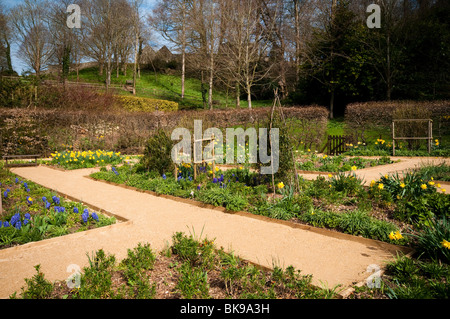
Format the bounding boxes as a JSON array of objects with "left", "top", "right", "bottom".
[
  {"left": 116, "top": 95, "right": 179, "bottom": 112},
  {"left": 345, "top": 100, "right": 450, "bottom": 140},
  {"left": 0, "top": 105, "right": 328, "bottom": 156}
]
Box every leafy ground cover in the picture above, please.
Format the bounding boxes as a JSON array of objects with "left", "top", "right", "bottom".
[
  {"left": 0, "top": 164, "right": 116, "bottom": 249},
  {"left": 11, "top": 232, "right": 341, "bottom": 299}
]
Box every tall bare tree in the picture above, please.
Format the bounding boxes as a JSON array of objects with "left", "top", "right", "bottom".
[
  {"left": 10, "top": 0, "right": 54, "bottom": 79},
  {"left": 150, "top": 0, "right": 192, "bottom": 99},
  {"left": 0, "top": 0, "right": 14, "bottom": 74}
]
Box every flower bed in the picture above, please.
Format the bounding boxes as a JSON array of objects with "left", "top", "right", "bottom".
[
  {"left": 0, "top": 167, "right": 116, "bottom": 249},
  {"left": 47, "top": 150, "right": 126, "bottom": 170},
  {"left": 295, "top": 153, "right": 396, "bottom": 173},
  {"left": 88, "top": 161, "right": 447, "bottom": 247}
]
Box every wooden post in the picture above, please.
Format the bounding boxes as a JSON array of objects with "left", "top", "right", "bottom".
[
  {"left": 212, "top": 134, "right": 215, "bottom": 179},
  {"left": 392, "top": 121, "right": 395, "bottom": 156}
]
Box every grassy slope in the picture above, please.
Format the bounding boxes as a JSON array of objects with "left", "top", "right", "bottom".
[{"left": 67, "top": 66, "right": 271, "bottom": 110}]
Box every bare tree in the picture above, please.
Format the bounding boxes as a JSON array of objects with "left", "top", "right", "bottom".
[
  {"left": 10, "top": 0, "right": 54, "bottom": 79},
  {"left": 150, "top": 0, "right": 192, "bottom": 99},
  {"left": 0, "top": 0, "right": 14, "bottom": 74},
  {"left": 80, "top": 0, "right": 133, "bottom": 90},
  {"left": 219, "top": 0, "right": 277, "bottom": 109}
]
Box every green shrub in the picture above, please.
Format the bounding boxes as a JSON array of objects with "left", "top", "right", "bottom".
[
  {"left": 176, "top": 262, "right": 210, "bottom": 299},
  {"left": 75, "top": 249, "right": 117, "bottom": 299},
  {"left": 140, "top": 129, "right": 174, "bottom": 175},
  {"left": 15, "top": 265, "right": 54, "bottom": 299},
  {"left": 116, "top": 95, "right": 178, "bottom": 112}
]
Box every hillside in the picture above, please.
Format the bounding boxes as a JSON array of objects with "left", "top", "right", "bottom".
[{"left": 66, "top": 66, "right": 271, "bottom": 110}]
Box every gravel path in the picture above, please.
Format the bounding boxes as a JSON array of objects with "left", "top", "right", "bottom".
[{"left": 1, "top": 158, "right": 439, "bottom": 298}]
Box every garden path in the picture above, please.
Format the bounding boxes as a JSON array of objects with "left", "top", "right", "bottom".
[
  {"left": 298, "top": 156, "right": 450, "bottom": 192},
  {"left": 0, "top": 162, "right": 422, "bottom": 299}
]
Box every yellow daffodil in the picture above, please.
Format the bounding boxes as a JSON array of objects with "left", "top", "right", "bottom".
[
  {"left": 437, "top": 184, "right": 441, "bottom": 188},
  {"left": 378, "top": 183, "right": 384, "bottom": 190},
  {"left": 389, "top": 231, "right": 403, "bottom": 240},
  {"left": 277, "top": 182, "right": 285, "bottom": 189},
  {"left": 351, "top": 166, "right": 357, "bottom": 171},
  {"left": 328, "top": 174, "right": 333, "bottom": 178},
  {"left": 421, "top": 184, "right": 427, "bottom": 190},
  {"left": 400, "top": 183, "right": 405, "bottom": 188},
  {"left": 370, "top": 180, "right": 376, "bottom": 187},
  {"left": 442, "top": 189, "right": 446, "bottom": 193},
  {"left": 441, "top": 239, "right": 450, "bottom": 249},
  {"left": 428, "top": 181, "right": 435, "bottom": 186}
]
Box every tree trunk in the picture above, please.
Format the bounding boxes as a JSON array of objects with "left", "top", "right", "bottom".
[
  {"left": 236, "top": 83, "right": 241, "bottom": 108},
  {"left": 208, "top": 50, "right": 214, "bottom": 110},
  {"left": 329, "top": 89, "right": 335, "bottom": 119}
]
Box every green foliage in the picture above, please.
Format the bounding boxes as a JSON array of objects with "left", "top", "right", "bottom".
[
  {"left": 197, "top": 187, "right": 248, "bottom": 212},
  {"left": 140, "top": 129, "right": 174, "bottom": 175},
  {"left": 384, "top": 255, "right": 450, "bottom": 299},
  {"left": 413, "top": 217, "right": 450, "bottom": 264},
  {"left": 15, "top": 265, "right": 54, "bottom": 299},
  {"left": 75, "top": 249, "right": 117, "bottom": 299},
  {"left": 330, "top": 172, "right": 364, "bottom": 196},
  {"left": 175, "top": 262, "right": 210, "bottom": 299},
  {"left": 171, "top": 232, "right": 216, "bottom": 270}
]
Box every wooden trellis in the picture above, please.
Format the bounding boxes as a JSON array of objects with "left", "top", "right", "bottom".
[
  {"left": 173, "top": 135, "right": 216, "bottom": 181},
  {"left": 392, "top": 119, "right": 433, "bottom": 156}
]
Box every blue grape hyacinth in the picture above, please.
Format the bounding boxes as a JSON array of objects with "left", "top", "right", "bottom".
[
  {"left": 82, "top": 209, "right": 89, "bottom": 223},
  {"left": 73, "top": 207, "right": 79, "bottom": 214},
  {"left": 52, "top": 196, "right": 60, "bottom": 205},
  {"left": 91, "top": 212, "right": 99, "bottom": 221}
]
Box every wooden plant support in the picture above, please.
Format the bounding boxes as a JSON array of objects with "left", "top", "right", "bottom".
[
  {"left": 175, "top": 135, "right": 216, "bottom": 181},
  {"left": 392, "top": 119, "right": 433, "bottom": 156}
]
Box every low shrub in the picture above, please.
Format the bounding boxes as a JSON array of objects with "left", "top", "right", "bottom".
[{"left": 140, "top": 129, "right": 174, "bottom": 175}]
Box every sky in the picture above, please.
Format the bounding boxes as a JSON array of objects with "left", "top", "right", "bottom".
[{"left": 2, "top": 0, "right": 160, "bottom": 75}]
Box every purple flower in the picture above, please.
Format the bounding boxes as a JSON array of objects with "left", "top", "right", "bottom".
[
  {"left": 162, "top": 174, "right": 167, "bottom": 180},
  {"left": 24, "top": 213, "right": 31, "bottom": 220},
  {"left": 3, "top": 221, "right": 9, "bottom": 227},
  {"left": 82, "top": 211, "right": 89, "bottom": 223},
  {"left": 52, "top": 196, "right": 60, "bottom": 205},
  {"left": 3, "top": 191, "right": 7, "bottom": 199},
  {"left": 15, "top": 177, "right": 19, "bottom": 183},
  {"left": 197, "top": 185, "right": 201, "bottom": 191},
  {"left": 91, "top": 212, "right": 99, "bottom": 221},
  {"left": 45, "top": 201, "right": 51, "bottom": 209},
  {"left": 42, "top": 196, "right": 47, "bottom": 202},
  {"left": 23, "top": 219, "right": 29, "bottom": 226},
  {"left": 15, "top": 221, "right": 21, "bottom": 230},
  {"left": 82, "top": 209, "right": 89, "bottom": 223},
  {"left": 73, "top": 207, "right": 79, "bottom": 214},
  {"left": 213, "top": 178, "right": 218, "bottom": 184}
]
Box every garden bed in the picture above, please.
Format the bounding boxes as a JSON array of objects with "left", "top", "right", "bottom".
[
  {"left": 87, "top": 160, "right": 449, "bottom": 248},
  {"left": 295, "top": 153, "right": 398, "bottom": 173},
  {"left": 0, "top": 165, "right": 117, "bottom": 250}
]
